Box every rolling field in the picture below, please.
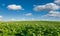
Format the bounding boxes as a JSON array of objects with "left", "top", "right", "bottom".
[{"left": 0, "top": 21, "right": 60, "bottom": 36}]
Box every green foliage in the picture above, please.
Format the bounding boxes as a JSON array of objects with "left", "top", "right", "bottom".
[{"left": 0, "top": 21, "right": 59, "bottom": 36}]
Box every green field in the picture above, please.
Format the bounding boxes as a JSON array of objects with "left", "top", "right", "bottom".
[{"left": 0, "top": 21, "right": 60, "bottom": 36}]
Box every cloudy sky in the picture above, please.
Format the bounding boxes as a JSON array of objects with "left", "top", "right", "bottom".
[{"left": 0, "top": 0, "right": 60, "bottom": 21}]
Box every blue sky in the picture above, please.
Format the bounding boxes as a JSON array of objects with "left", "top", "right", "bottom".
[{"left": 0, "top": 0, "right": 60, "bottom": 21}]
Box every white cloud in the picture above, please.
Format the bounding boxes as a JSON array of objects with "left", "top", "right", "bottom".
[
  {"left": 46, "top": 3, "right": 59, "bottom": 10},
  {"left": 0, "top": 16, "right": 3, "bottom": 18},
  {"left": 34, "top": 5, "right": 46, "bottom": 11},
  {"left": 54, "top": 0, "right": 60, "bottom": 4},
  {"left": 7, "top": 4, "right": 24, "bottom": 10},
  {"left": 45, "top": 11, "right": 60, "bottom": 17},
  {"left": 25, "top": 13, "right": 32, "bottom": 16},
  {"left": 34, "top": 3, "right": 59, "bottom": 11},
  {"left": 31, "top": 18, "right": 35, "bottom": 20},
  {"left": 11, "top": 18, "right": 16, "bottom": 21},
  {"left": 0, "top": 16, "right": 3, "bottom": 21}
]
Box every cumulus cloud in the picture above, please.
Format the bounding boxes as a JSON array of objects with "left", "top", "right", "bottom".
[
  {"left": 34, "top": 3, "right": 59, "bottom": 11},
  {"left": 25, "top": 13, "right": 32, "bottom": 16},
  {"left": 54, "top": 0, "right": 60, "bottom": 4},
  {"left": 33, "top": 0, "right": 60, "bottom": 20},
  {"left": 7, "top": 4, "right": 24, "bottom": 10},
  {"left": 45, "top": 11, "right": 60, "bottom": 17}
]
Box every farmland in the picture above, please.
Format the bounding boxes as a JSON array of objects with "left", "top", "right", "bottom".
[{"left": 0, "top": 21, "right": 60, "bottom": 36}]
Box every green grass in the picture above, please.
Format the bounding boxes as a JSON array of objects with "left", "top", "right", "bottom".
[{"left": 0, "top": 21, "right": 60, "bottom": 36}]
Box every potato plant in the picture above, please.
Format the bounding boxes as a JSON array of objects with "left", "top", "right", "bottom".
[{"left": 0, "top": 21, "right": 59, "bottom": 36}]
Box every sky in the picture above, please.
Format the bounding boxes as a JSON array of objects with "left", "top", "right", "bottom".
[{"left": 0, "top": 0, "right": 60, "bottom": 21}]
